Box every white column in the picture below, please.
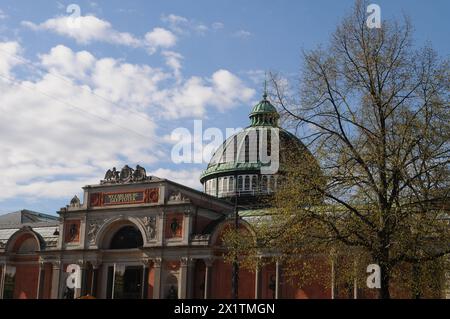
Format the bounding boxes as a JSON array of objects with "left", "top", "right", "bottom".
[
  {"left": 182, "top": 210, "right": 192, "bottom": 245},
  {"left": 203, "top": 259, "right": 213, "bottom": 299},
  {"left": 179, "top": 257, "right": 189, "bottom": 299},
  {"left": 275, "top": 260, "right": 281, "bottom": 299},
  {"left": 50, "top": 261, "right": 62, "bottom": 299},
  {"left": 36, "top": 260, "right": 46, "bottom": 299},
  {"left": 157, "top": 212, "right": 165, "bottom": 246},
  {"left": 141, "top": 259, "right": 150, "bottom": 299},
  {"left": 0, "top": 263, "right": 5, "bottom": 299},
  {"left": 152, "top": 258, "right": 162, "bottom": 299}
]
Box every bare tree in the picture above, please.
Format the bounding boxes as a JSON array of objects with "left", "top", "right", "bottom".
[
  {"left": 224, "top": 0, "right": 449, "bottom": 299},
  {"left": 271, "top": 0, "right": 449, "bottom": 299}
]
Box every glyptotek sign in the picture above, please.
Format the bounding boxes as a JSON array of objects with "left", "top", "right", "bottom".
[{"left": 89, "top": 188, "right": 159, "bottom": 207}]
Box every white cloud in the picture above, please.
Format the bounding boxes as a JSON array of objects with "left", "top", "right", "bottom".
[
  {"left": 22, "top": 15, "right": 178, "bottom": 54},
  {"left": 212, "top": 22, "right": 224, "bottom": 30},
  {"left": 162, "top": 50, "right": 183, "bottom": 80},
  {"left": 246, "top": 69, "right": 266, "bottom": 84},
  {"left": 0, "top": 42, "right": 255, "bottom": 201},
  {"left": 145, "top": 27, "right": 177, "bottom": 54},
  {"left": 0, "top": 9, "right": 8, "bottom": 20},
  {"left": 158, "top": 69, "right": 255, "bottom": 119},
  {"left": 0, "top": 41, "right": 22, "bottom": 76},
  {"left": 233, "top": 30, "right": 252, "bottom": 38},
  {"left": 150, "top": 168, "right": 203, "bottom": 190},
  {"left": 161, "top": 14, "right": 209, "bottom": 35},
  {"left": 22, "top": 15, "right": 142, "bottom": 47},
  {"left": 0, "top": 42, "right": 159, "bottom": 201},
  {"left": 40, "top": 45, "right": 95, "bottom": 80}
]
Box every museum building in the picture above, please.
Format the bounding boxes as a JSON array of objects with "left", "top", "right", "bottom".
[{"left": 0, "top": 93, "right": 340, "bottom": 299}]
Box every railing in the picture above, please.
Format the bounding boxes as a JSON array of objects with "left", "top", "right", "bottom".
[{"left": 217, "top": 189, "right": 275, "bottom": 198}]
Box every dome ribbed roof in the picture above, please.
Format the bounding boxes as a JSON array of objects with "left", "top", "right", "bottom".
[
  {"left": 200, "top": 91, "right": 309, "bottom": 183},
  {"left": 200, "top": 127, "right": 306, "bottom": 182}
]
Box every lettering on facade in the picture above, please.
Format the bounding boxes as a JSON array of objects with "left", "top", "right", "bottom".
[
  {"left": 89, "top": 188, "right": 159, "bottom": 207},
  {"left": 105, "top": 192, "right": 142, "bottom": 205}
]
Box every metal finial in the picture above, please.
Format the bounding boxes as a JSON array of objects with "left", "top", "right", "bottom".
[{"left": 263, "top": 72, "right": 268, "bottom": 100}]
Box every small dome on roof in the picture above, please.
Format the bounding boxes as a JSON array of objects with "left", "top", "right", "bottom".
[{"left": 249, "top": 93, "right": 280, "bottom": 127}]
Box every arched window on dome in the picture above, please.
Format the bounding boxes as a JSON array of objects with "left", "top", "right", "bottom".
[
  {"left": 244, "top": 175, "right": 250, "bottom": 191},
  {"left": 256, "top": 130, "right": 260, "bottom": 162},
  {"left": 223, "top": 177, "right": 228, "bottom": 194},
  {"left": 229, "top": 176, "right": 234, "bottom": 193},
  {"left": 251, "top": 175, "right": 257, "bottom": 191},
  {"left": 233, "top": 135, "right": 237, "bottom": 162},
  {"left": 261, "top": 175, "right": 268, "bottom": 193},
  {"left": 211, "top": 179, "right": 217, "bottom": 196},
  {"left": 237, "top": 176, "right": 243, "bottom": 191},
  {"left": 244, "top": 135, "right": 250, "bottom": 163},
  {"left": 218, "top": 177, "right": 223, "bottom": 194}
]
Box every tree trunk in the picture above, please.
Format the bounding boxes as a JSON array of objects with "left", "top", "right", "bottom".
[{"left": 379, "top": 262, "right": 391, "bottom": 299}]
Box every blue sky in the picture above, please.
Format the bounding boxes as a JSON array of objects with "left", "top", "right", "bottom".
[{"left": 0, "top": 0, "right": 448, "bottom": 215}]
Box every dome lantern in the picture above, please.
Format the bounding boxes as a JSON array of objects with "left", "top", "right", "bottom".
[{"left": 249, "top": 91, "right": 280, "bottom": 127}]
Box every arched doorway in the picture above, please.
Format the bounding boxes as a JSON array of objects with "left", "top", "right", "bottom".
[
  {"left": 105, "top": 224, "right": 144, "bottom": 299},
  {"left": 4, "top": 232, "right": 41, "bottom": 299}
]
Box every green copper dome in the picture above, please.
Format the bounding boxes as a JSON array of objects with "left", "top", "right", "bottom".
[
  {"left": 249, "top": 92, "right": 280, "bottom": 127},
  {"left": 199, "top": 91, "right": 310, "bottom": 184}
]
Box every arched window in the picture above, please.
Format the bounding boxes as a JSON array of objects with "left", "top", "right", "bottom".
[
  {"left": 228, "top": 176, "right": 234, "bottom": 192},
  {"left": 223, "top": 177, "right": 228, "bottom": 193},
  {"left": 218, "top": 178, "right": 223, "bottom": 194},
  {"left": 211, "top": 179, "right": 217, "bottom": 195},
  {"left": 238, "top": 176, "right": 243, "bottom": 191},
  {"left": 261, "top": 175, "right": 268, "bottom": 193},
  {"left": 244, "top": 175, "right": 250, "bottom": 191},
  {"left": 245, "top": 135, "right": 249, "bottom": 163},
  {"left": 110, "top": 226, "right": 143, "bottom": 249},
  {"left": 251, "top": 175, "right": 257, "bottom": 190},
  {"left": 233, "top": 136, "right": 237, "bottom": 162}
]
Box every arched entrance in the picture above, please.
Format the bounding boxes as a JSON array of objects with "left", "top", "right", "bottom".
[
  {"left": 104, "top": 224, "right": 145, "bottom": 299},
  {"left": 4, "top": 230, "right": 42, "bottom": 299}
]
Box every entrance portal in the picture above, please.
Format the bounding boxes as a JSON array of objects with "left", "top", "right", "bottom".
[
  {"left": 107, "top": 265, "right": 143, "bottom": 299},
  {"left": 122, "top": 267, "right": 143, "bottom": 299}
]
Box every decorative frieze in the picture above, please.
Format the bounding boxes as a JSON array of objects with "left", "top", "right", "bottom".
[
  {"left": 140, "top": 216, "right": 157, "bottom": 241},
  {"left": 168, "top": 191, "right": 190, "bottom": 203},
  {"left": 87, "top": 218, "right": 108, "bottom": 245}
]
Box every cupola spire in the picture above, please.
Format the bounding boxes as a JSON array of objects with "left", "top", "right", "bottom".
[{"left": 249, "top": 78, "right": 280, "bottom": 127}]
